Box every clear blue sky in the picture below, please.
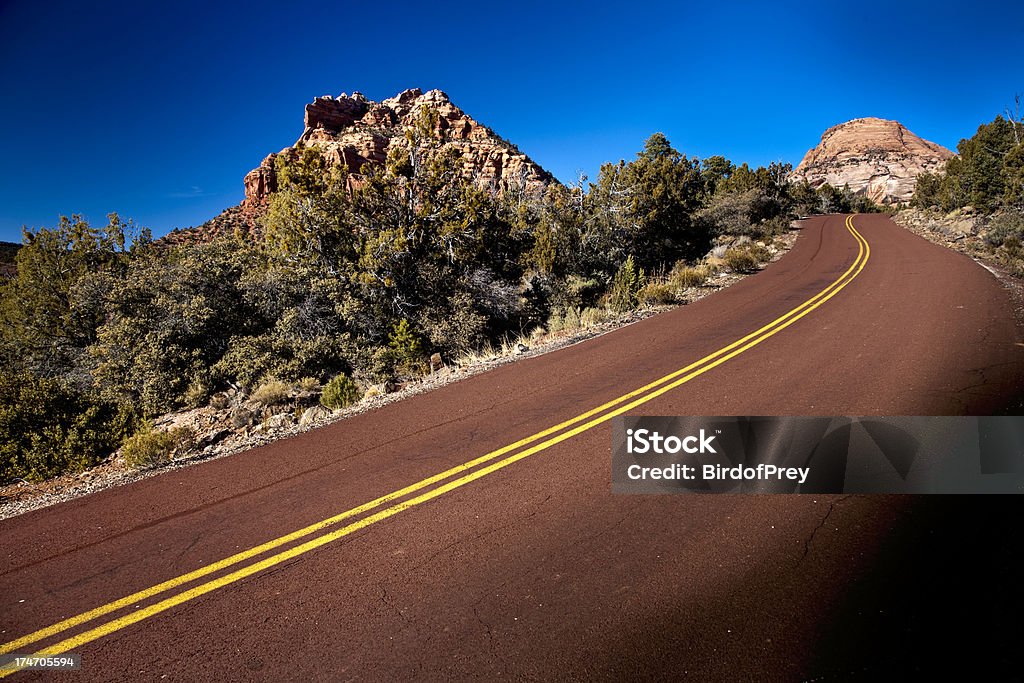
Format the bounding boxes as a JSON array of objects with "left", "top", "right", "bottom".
[{"left": 1, "top": 0, "right": 1021, "bottom": 241}]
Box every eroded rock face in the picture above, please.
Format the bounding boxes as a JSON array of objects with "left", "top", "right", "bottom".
[
  {"left": 242, "top": 156, "right": 278, "bottom": 202},
  {"left": 790, "top": 118, "right": 954, "bottom": 204},
  {"left": 242, "top": 88, "right": 553, "bottom": 208}
]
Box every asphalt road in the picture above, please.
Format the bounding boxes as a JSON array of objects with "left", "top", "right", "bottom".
[{"left": 2, "top": 214, "right": 1023, "bottom": 681}]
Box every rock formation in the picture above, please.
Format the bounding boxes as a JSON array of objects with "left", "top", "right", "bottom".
[
  {"left": 242, "top": 88, "right": 553, "bottom": 209},
  {"left": 790, "top": 118, "right": 953, "bottom": 204},
  {"left": 167, "top": 89, "right": 555, "bottom": 243}
]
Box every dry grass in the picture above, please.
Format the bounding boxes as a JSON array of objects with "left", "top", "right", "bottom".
[
  {"left": 637, "top": 281, "right": 677, "bottom": 305},
  {"left": 295, "top": 377, "right": 320, "bottom": 392},
  {"left": 122, "top": 426, "right": 195, "bottom": 469},
  {"left": 670, "top": 263, "right": 715, "bottom": 289},
  {"left": 250, "top": 379, "right": 292, "bottom": 406}
]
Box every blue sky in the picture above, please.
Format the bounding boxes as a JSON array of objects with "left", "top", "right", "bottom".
[{"left": 0, "top": 0, "right": 1021, "bottom": 241}]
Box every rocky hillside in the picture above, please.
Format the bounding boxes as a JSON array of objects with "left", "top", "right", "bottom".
[
  {"left": 0, "top": 241, "right": 19, "bottom": 278},
  {"left": 168, "top": 88, "right": 554, "bottom": 242},
  {"left": 790, "top": 118, "right": 953, "bottom": 204}
]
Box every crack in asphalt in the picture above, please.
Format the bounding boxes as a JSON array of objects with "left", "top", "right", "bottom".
[
  {"left": 471, "top": 603, "right": 514, "bottom": 675},
  {"left": 569, "top": 504, "right": 641, "bottom": 553},
  {"left": 379, "top": 584, "right": 413, "bottom": 626},
  {"left": 409, "top": 495, "right": 553, "bottom": 572},
  {"left": 176, "top": 532, "right": 203, "bottom": 562},
  {"left": 800, "top": 495, "right": 855, "bottom": 564},
  {"left": 472, "top": 605, "right": 494, "bottom": 647}
]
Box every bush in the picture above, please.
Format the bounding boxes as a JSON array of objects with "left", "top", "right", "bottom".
[
  {"left": 670, "top": 263, "right": 711, "bottom": 289},
  {"left": 607, "top": 256, "right": 645, "bottom": 312},
  {"left": 723, "top": 246, "right": 766, "bottom": 273},
  {"left": 993, "top": 232, "right": 1024, "bottom": 278},
  {"left": 580, "top": 307, "right": 611, "bottom": 327},
  {"left": 984, "top": 210, "right": 1024, "bottom": 246},
  {"left": 388, "top": 319, "right": 426, "bottom": 375},
  {"left": 296, "top": 377, "right": 320, "bottom": 392},
  {"left": 183, "top": 376, "right": 212, "bottom": 408},
  {"left": 121, "top": 424, "right": 195, "bottom": 469},
  {"left": 90, "top": 236, "right": 258, "bottom": 416},
  {"left": 761, "top": 216, "right": 792, "bottom": 238},
  {"left": 637, "top": 281, "right": 677, "bottom": 306},
  {"left": 695, "top": 188, "right": 762, "bottom": 237},
  {"left": 0, "top": 372, "right": 137, "bottom": 482},
  {"left": 251, "top": 379, "right": 292, "bottom": 406},
  {"left": 545, "top": 308, "right": 564, "bottom": 333},
  {"left": 321, "top": 373, "right": 363, "bottom": 409},
  {"left": 553, "top": 275, "right": 602, "bottom": 311},
  {"left": 749, "top": 243, "right": 772, "bottom": 262},
  {"left": 419, "top": 293, "right": 488, "bottom": 355},
  {"left": 563, "top": 306, "right": 581, "bottom": 330},
  {"left": 545, "top": 306, "right": 582, "bottom": 334}
]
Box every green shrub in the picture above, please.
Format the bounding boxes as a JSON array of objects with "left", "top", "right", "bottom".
[
  {"left": 563, "top": 306, "right": 581, "bottom": 330},
  {"left": 321, "top": 373, "right": 363, "bottom": 409},
  {"left": 761, "top": 216, "right": 791, "bottom": 238},
  {"left": 419, "top": 293, "right": 488, "bottom": 355},
  {"left": 558, "top": 275, "right": 602, "bottom": 310},
  {"left": 607, "top": 256, "right": 645, "bottom": 312},
  {"left": 250, "top": 379, "right": 292, "bottom": 406},
  {"left": 985, "top": 210, "right": 1024, "bottom": 246},
  {"left": 388, "top": 319, "right": 426, "bottom": 375},
  {"left": 546, "top": 306, "right": 582, "bottom": 334},
  {"left": 183, "top": 376, "right": 212, "bottom": 408},
  {"left": 0, "top": 372, "right": 137, "bottom": 482},
  {"left": 994, "top": 235, "right": 1024, "bottom": 278},
  {"left": 121, "top": 424, "right": 195, "bottom": 469}
]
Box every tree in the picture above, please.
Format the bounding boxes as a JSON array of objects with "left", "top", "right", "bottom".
[
  {"left": 263, "top": 147, "right": 354, "bottom": 266},
  {"left": 916, "top": 114, "right": 1023, "bottom": 212},
  {"left": 621, "top": 133, "right": 706, "bottom": 267},
  {"left": 91, "top": 237, "right": 259, "bottom": 414},
  {"left": 0, "top": 213, "right": 146, "bottom": 381},
  {"left": 912, "top": 172, "right": 944, "bottom": 209}
]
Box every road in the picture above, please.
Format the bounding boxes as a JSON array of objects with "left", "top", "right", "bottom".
[{"left": 2, "top": 214, "right": 1023, "bottom": 680}]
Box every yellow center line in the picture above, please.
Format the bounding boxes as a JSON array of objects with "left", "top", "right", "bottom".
[{"left": 0, "top": 215, "right": 869, "bottom": 674}]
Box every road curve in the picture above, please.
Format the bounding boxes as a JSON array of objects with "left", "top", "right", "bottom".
[{"left": 2, "top": 214, "right": 1023, "bottom": 680}]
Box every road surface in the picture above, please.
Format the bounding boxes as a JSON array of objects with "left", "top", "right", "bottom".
[{"left": 2, "top": 214, "right": 1023, "bottom": 680}]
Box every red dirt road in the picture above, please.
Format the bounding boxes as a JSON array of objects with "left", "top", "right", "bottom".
[{"left": 2, "top": 214, "right": 1023, "bottom": 680}]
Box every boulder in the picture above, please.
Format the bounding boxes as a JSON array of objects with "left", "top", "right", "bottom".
[
  {"left": 229, "top": 407, "right": 254, "bottom": 428},
  {"left": 299, "top": 405, "right": 332, "bottom": 428},
  {"left": 265, "top": 413, "right": 293, "bottom": 431}
]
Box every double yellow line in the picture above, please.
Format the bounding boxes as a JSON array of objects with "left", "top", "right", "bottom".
[{"left": 0, "top": 215, "right": 869, "bottom": 675}]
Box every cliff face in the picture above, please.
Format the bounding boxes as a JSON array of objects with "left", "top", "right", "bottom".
[
  {"left": 242, "top": 88, "right": 553, "bottom": 209},
  {"left": 790, "top": 117, "right": 954, "bottom": 204}
]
